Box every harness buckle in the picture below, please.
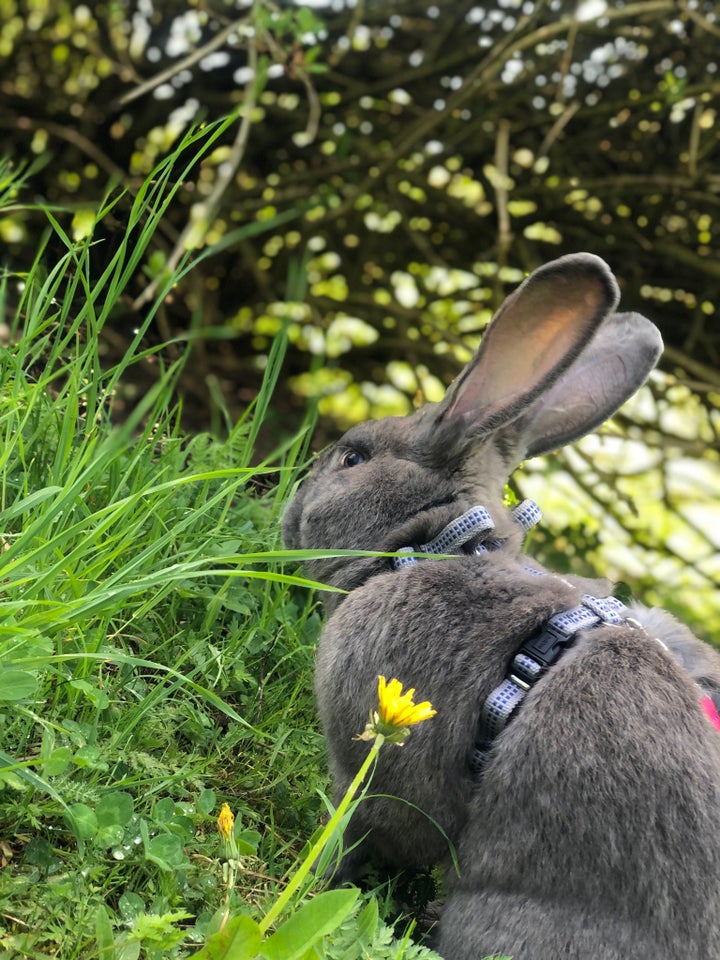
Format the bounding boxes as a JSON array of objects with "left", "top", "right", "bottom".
[{"left": 517, "top": 624, "right": 570, "bottom": 672}]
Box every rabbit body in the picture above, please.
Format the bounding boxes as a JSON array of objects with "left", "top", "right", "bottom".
[
  {"left": 315, "top": 552, "right": 587, "bottom": 872},
  {"left": 437, "top": 613, "right": 720, "bottom": 960},
  {"left": 282, "top": 254, "right": 720, "bottom": 957}
]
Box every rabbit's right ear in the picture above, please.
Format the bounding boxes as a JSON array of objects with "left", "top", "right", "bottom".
[
  {"left": 435, "top": 253, "right": 619, "bottom": 435},
  {"left": 517, "top": 310, "right": 663, "bottom": 458}
]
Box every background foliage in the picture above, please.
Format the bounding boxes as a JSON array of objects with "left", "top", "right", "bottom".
[
  {"left": 0, "top": 142, "right": 443, "bottom": 959},
  {"left": 2, "top": 0, "right": 716, "bottom": 631}
]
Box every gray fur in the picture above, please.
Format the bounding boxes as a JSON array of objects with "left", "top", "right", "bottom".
[
  {"left": 438, "top": 622, "right": 720, "bottom": 960},
  {"left": 282, "top": 254, "right": 720, "bottom": 957}
]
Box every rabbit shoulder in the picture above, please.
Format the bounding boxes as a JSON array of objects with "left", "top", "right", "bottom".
[{"left": 437, "top": 613, "right": 720, "bottom": 960}]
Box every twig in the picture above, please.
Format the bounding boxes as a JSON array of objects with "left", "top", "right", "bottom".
[
  {"left": 538, "top": 101, "right": 581, "bottom": 158},
  {"left": 555, "top": 15, "right": 578, "bottom": 106},
  {"left": 9, "top": 116, "right": 128, "bottom": 184},
  {"left": 255, "top": 23, "right": 321, "bottom": 143},
  {"left": 687, "top": 100, "right": 702, "bottom": 179},
  {"left": 328, "top": 0, "right": 365, "bottom": 67},
  {"left": 494, "top": 118, "right": 512, "bottom": 274},
  {"left": 112, "top": 14, "right": 252, "bottom": 109},
  {"left": 680, "top": 0, "right": 720, "bottom": 39},
  {"left": 131, "top": 42, "right": 260, "bottom": 311},
  {"left": 661, "top": 346, "right": 720, "bottom": 391}
]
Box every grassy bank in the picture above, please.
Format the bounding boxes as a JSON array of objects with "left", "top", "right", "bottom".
[{"left": 0, "top": 132, "right": 446, "bottom": 959}]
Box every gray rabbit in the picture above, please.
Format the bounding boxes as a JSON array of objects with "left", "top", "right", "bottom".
[{"left": 283, "top": 254, "right": 720, "bottom": 958}]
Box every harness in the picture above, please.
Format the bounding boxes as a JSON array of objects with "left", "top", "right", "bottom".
[{"left": 392, "top": 502, "right": 720, "bottom": 776}]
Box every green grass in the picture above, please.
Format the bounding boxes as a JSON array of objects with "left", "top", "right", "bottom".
[{"left": 0, "top": 132, "right": 446, "bottom": 959}]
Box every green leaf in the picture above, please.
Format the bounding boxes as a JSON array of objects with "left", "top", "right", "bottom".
[
  {"left": 24, "top": 836, "right": 57, "bottom": 869},
  {"left": 144, "top": 833, "right": 188, "bottom": 871},
  {"left": 44, "top": 746, "right": 73, "bottom": 776},
  {"left": 197, "top": 788, "right": 216, "bottom": 816},
  {"left": 116, "top": 942, "right": 141, "bottom": 960},
  {"left": 96, "top": 791, "right": 134, "bottom": 828},
  {"left": 262, "top": 889, "right": 359, "bottom": 960},
  {"left": 95, "top": 904, "right": 115, "bottom": 958},
  {"left": 0, "top": 486, "right": 62, "bottom": 520},
  {"left": 69, "top": 678, "right": 110, "bottom": 709},
  {"left": 129, "top": 910, "right": 191, "bottom": 948},
  {"left": 299, "top": 945, "right": 324, "bottom": 960},
  {"left": 355, "top": 897, "right": 378, "bottom": 947},
  {"left": 0, "top": 669, "right": 37, "bottom": 701},
  {"left": 72, "top": 744, "right": 106, "bottom": 769},
  {"left": 95, "top": 825, "right": 124, "bottom": 848},
  {"left": 189, "top": 914, "right": 262, "bottom": 960},
  {"left": 153, "top": 796, "right": 175, "bottom": 822},
  {"left": 66, "top": 802, "right": 98, "bottom": 841},
  {"left": 118, "top": 892, "right": 145, "bottom": 923},
  {"left": 235, "top": 828, "right": 261, "bottom": 857}
]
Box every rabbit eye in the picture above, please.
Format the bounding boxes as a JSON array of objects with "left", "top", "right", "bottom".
[{"left": 339, "top": 448, "right": 366, "bottom": 468}]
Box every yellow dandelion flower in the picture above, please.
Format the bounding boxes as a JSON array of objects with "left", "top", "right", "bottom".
[
  {"left": 217, "top": 802, "right": 235, "bottom": 842},
  {"left": 377, "top": 676, "right": 437, "bottom": 728},
  {"left": 357, "top": 675, "right": 437, "bottom": 744}
]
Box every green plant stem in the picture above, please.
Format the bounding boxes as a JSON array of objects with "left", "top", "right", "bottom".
[{"left": 258, "top": 733, "right": 385, "bottom": 935}]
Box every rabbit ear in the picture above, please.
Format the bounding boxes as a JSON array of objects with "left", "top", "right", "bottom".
[
  {"left": 517, "top": 311, "right": 663, "bottom": 458},
  {"left": 436, "top": 253, "right": 620, "bottom": 434}
]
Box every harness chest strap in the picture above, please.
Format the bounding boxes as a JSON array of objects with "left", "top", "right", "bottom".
[
  {"left": 392, "top": 501, "right": 720, "bottom": 777},
  {"left": 471, "top": 592, "right": 627, "bottom": 775}
]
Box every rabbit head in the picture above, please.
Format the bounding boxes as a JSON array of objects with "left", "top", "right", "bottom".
[{"left": 283, "top": 253, "right": 662, "bottom": 603}]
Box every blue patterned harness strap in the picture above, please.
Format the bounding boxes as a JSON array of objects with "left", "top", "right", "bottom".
[
  {"left": 390, "top": 500, "right": 639, "bottom": 779},
  {"left": 470, "top": 593, "right": 627, "bottom": 775},
  {"left": 391, "top": 499, "right": 540, "bottom": 571}
]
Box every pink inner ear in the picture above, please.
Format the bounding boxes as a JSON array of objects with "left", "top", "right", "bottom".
[{"left": 444, "top": 271, "right": 612, "bottom": 425}]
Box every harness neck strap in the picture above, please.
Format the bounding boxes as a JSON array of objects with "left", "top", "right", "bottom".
[
  {"left": 392, "top": 500, "right": 541, "bottom": 571},
  {"left": 391, "top": 500, "right": 720, "bottom": 779}
]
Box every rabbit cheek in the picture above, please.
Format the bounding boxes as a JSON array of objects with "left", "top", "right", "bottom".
[{"left": 281, "top": 491, "right": 306, "bottom": 549}]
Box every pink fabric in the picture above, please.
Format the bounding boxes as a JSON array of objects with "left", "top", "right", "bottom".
[{"left": 701, "top": 696, "right": 720, "bottom": 732}]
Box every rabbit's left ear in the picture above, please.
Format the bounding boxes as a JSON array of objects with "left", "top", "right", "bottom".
[
  {"left": 516, "top": 311, "right": 662, "bottom": 458},
  {"left": 435, "top": 253, "right": 619, "bottom": 435}
]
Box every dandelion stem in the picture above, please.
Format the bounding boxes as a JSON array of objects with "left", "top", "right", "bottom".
[{"left": 258, "top": 734, "right": 385, "bottom": 935}]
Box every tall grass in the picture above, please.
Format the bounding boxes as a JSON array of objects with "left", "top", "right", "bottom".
[{"left": 0, "top": 129, "right": 448, "bottom": 959}]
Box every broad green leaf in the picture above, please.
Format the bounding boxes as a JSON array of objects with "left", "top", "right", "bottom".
[
  {"left": 197, "top": 788, "right": 216, "bottom": 816},
  {"left": 69, "top": 678, "right": 110, "bottom": 709},
  {"left": 118, "top": 892, "right": 145, "bottom": 923},
  {"left": 66, "top": 802, "right": 98, "bottom": 841},
  {"left": 355, "top": 897, "right": 378, "bottom": 946},
  {"left": 0, "top": 669, "right": 37, "bottom": 701},
  {"left": 72, "top": 744, "right": 105, "bottom": 769},
  {"left": 95, "top": 904, "right": 115, "bottom": 958},
  {"left": 153, "top": 797, "right": 175, "bottom": 822},
  {"left": 235, "top": 828, "right": 261, "bottom": 857},
  {"left": 44, "top": 746, "right": 73, "bottom": 776},
  {"left": 96, "top": 791, "right": 134, "bottom": 828},
  {"left": 24, "top": 836, "right": 57, "bottom": 869},
  {"left": 144, "top": 833, "right": 188, "bottom": 871},
  {"left": 262, "top": 889, "right": 359, "bottom": 960},
  {"left": 95, "top": 825, "right": 124, "bottom": 848},
  {"left": 188, "top": 914, "right": 261, "bottom": 960},
  {"left": 116, "top": 942, "right": 141, "bottom": 960},
  {"left": 299, "top": 945, "right": 323, "bottom": 960},
  {"left": 169, "top": 814, "right": 196, "bottom": 841}
]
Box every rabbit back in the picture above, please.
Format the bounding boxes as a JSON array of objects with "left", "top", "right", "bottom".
[{"left": 437, "top": 620, "right": 720, "bottom": 959}]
